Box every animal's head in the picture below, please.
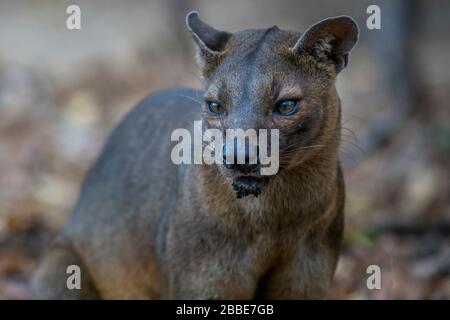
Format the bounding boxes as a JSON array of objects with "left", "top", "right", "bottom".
[{"left": 186, "top": 11, "right": 358, "bottom": 198}]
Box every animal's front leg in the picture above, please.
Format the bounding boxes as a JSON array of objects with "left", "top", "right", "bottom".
[
  {"left": 162, "top": 226, "right": 261, "bottom": 299},
  {"left": 257, "top": 243, "right": 338, "bottom": 299},
  {"left": 170, "top": 260, "right": 258, "bottom": 299},
  {"left": 257, "top": 215, "right": 343, "bottom": 299}
]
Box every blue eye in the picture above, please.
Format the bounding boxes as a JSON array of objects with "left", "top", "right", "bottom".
[
  {"left": 207, "top": 101, "right": 224, "bottom": 114},
  {"left": 275, "top": 99, "right": 299, "bottom": 116}
]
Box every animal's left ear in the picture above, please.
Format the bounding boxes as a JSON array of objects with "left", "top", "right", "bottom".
[{"left": 291, "top": 16, "right": 359, "bottom": 73}]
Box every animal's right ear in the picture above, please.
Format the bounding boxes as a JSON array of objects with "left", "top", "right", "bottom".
[{"left": 186, "top": 11, "right": 231, "bottom": 65}]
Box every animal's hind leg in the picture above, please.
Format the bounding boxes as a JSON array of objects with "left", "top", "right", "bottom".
[{"left": 29, "top": 241, "right": 100, "bottom": 299}]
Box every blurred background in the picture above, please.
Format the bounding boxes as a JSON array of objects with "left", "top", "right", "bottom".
[{"left": 0, "top": 0, "right": 449, "bottom": 299}]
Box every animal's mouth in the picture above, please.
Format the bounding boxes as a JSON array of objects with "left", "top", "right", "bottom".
[{"left": 231, "top": 175, "right": 271, "bottom": 199}]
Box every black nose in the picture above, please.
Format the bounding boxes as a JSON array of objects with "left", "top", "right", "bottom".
[{"left": 223, "top": 137, "right": 259, "bottom": 173}]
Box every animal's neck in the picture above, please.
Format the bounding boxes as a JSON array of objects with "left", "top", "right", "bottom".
[{"left": 195, "top": 151, "right": 339, "bottom": 231}]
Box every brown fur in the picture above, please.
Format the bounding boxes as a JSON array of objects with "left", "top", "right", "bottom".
[{"left": 29, "top": 12, "right": 358, "bottom": 299}]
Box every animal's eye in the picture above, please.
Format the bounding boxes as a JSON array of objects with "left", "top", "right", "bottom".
[
  {"left": 275, "top": 99, "right": 299, "bottom": 116},
  {"left": 207, "top": 101, "right": 224, "bottom": 114}
]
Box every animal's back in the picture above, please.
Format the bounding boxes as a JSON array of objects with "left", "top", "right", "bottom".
[{"left": 31, "top": 87, "right": 201, "bottom": 299}]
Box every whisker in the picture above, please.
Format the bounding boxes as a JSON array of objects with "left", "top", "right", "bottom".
[{"left": 177, "top": 94, "right": 203, "bottom": 106}]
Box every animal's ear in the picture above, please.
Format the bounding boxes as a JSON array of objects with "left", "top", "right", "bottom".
[
  {"left": 186, "top": 11, "right": 231, "bottom": 63},
  {"left": 291, "top": 16, "right": 359, "bottom": 73}
]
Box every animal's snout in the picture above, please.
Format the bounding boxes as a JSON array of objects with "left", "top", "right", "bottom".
[{"left": 223, "top": 137, "right": 259, "bottom": 173}]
